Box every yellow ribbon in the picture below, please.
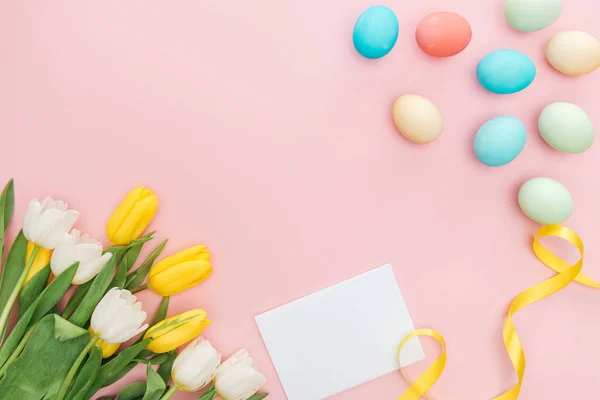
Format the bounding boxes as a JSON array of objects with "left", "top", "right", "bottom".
[{"left": 398, "top": 224, "right": 597, "bottom": 400}]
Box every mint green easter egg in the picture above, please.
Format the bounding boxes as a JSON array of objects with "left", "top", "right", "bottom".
[
  {"left": 538, "top": 102, "right": 594, "bottom": 154},
  {"left": 505, "top": 0, "right": 562, "bottom": 32},
  {"left": 518, "top": 177, "right": 573, "bottom": 224}
]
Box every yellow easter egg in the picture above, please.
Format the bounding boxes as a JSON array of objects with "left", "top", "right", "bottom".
[
  {"left": 546, "top": 30, "right": 600, "bottom": 76},
  {"left": 392, "top": 94, "right": 443, "bottom": 144}
]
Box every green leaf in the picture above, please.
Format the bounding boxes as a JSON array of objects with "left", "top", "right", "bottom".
[
  {"left": 116, "top": 382, "right": 146, "bottom": 400},
  {"left": 248, "top": 394, "right": 269, "bottom": 400},
  {"left": 66, "top": 346, "right": 102, "bottom": 400},
  {"left": 134, "top": 353, "right": 169, "bottom": 365},
  {"left": 18, "top": 264, "right": 51, "bottom": 320},
  {"left": 156, "top": 351, "right": 176, "bottom": 385},
  {"left": 0, "top": 179, "right": 15, "bottom": 235},
  {"left": 0, "top": 263, "right": 78, "bottom": 367},
  {"left": 62, "top": 280, "right": 92, "bottom": 319},
  {"left": 197, "top": 385, "right": 217, "bottom": 400},
  {"left": 99, "top": 339, "right": 151, "bottom": 387},
  {"left": 0, "top": 315, "right": 89, "bottom": 400},
  {"left": 110, "top": 260, "right": 128, "bottom": 290},
  {"left": 32, "top": 262, "right": 78, "bottom": 322},
  {"left": 69, "top": 256, "right": 117, "bottom": 327},
  {"left": 121, "top": 239, "right": 146, "bottom": 272},
  {"left": 141, "top": 364, "right": 166, "bottom": 400},
  {"left": 106, "top": 232, "right": 156, "bottom": 266},
  {"left": 0, "top": 230, "right": 27, "bottom": 312},
  {"left": 134, "top": 296, "right": 169, "bottom": 346},
  {"left": 125, "top": 239, "right": 168, "bottom": 290},
  {"left": 150, "top": 296, "right": 170, "bottom": 327}
]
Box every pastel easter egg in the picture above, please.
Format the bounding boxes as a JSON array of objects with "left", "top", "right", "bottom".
[
  {"left": 518, "top": 177, "right": 573, "bottom": 224},
  {"left": 353, "top": 6, "right": 399, "bottom": 59},
  {"left": 416, "top": 12, "right": 472, "bottom": 57},
  {"left": 474, "top": 116, "right": 526, "bottom": 166},
  {"left": 392, "top": 95, "right": 443, "bottom": 144},
  {"left": 546, "top": 31, "right": 600, "bottom": 76},
  {"left": 538, "top": 102, "right": 594, "bottom": 153},
  {"left": 504, "top": 0, "right": 562, "bottom": 32},
  {"left": 477, "top": 50, "right": 536, "bottom": 94}
]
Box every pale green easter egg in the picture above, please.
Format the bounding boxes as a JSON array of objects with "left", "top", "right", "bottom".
[
  {"left": 505, "top": 0, "right": 562, "bottom": 32},
  {"left": 538, "top": 102, "right": 594, "bottom": 153},
  {"left": 518, "top": 177, "right": 573, "bottom": 224}
]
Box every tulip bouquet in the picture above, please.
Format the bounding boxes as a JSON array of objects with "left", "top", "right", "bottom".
[{"left": 0, "top": 179, "right": 268, "bottom": 400}]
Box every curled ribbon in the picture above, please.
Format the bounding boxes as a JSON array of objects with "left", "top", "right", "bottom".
[{"left": 398, "top": 224, "right": 597, "bottom": 400}]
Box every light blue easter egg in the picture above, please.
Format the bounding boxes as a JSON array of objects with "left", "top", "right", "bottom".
[
  {"left": 474, "top": 116, "right": 526, "bottom": 166},
  {"left": 476, "top": 50, "right": 536, "bottom": 94},
  {"left": 353, "top": 6, "right": 399, "bottom": 59}
]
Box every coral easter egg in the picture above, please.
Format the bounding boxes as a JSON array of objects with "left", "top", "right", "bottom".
[{"left": 416, "top": 12, "right": 472, "bottom": 57}]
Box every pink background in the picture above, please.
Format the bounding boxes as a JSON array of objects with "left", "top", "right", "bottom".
[{"left": 1, "top": 1, "right": 599, "bottom": 399}]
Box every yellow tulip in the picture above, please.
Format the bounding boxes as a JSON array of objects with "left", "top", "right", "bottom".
[
  {"left": 144, "top": 309, "right": 210, "bottom": 353},
  {"left": 88, "top": 327, "right": 119, "bottom": 358},
  {"left": 24, "top": 242, "right": 52, "bottom": 285},
  {"left": 105, "top": 186, "right": 158, "bottom": 246},
  {"left": 148, "top": 246, "right": 211, "bottom": 297}
]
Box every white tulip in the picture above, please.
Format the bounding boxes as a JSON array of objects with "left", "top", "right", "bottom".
[
  {"left": 172, "top": 337, "right": 221, "bottom": 392},
  {"left": 51, "top": 229, "right": 113, "bottom": 285},
  {"left": 23, "top": 197, "right": 79, "bottom": 249},
  {"left": 90, "top": 288, "right": 148, "bottom": 344},
  {"left": 214, "top": 349, "right": 266, "bottom": 400}
]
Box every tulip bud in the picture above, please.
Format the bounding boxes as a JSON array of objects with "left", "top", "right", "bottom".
[
  {"left": 144, "top": 309, "right": 210, "bottom": 353},
  {"left": 51, "top": 230, "right": 112, "bottom": 285},
  {"left": 90, "top": 288, "right": 148, "bottom": 344},
  {"left": 172, "top": 337, "right": 221, "bottom": 392},
  {"left": 105, "top": 186, "right": 158, "bottom": 246},
  {"left": 88, "top": 327, "right": 119, "bottom": 358},
  {"left": 24, "top": 242, "right": 52, "bottom": 285},
  {"left": 215, "top": 350, "right": 267, "bottom": 400},
  {"left": 148, "top": 246, "right": 211, "bottom": 297},
  {"left": 23, "top": 197, "right": 79, "bottom": 249}
]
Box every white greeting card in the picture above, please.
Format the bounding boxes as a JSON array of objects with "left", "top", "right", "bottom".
[{"left": 255, "top": 264, "right": 424, "bottom": 400}]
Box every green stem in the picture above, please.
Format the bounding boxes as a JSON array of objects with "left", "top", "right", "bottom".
[
  {"left": 0, "top": 246, "right": 40, "bottom": 340},
  {"left": 61, "top": 298, "right": 78, "bottom": 320},
  {"left": 159, "top": 384, "right": 179, "bottom": 400},
  {"left": 0, "top": 321, "right": 37, "bottom": 377},
  {"left": 131, "top": 283, "right": 148, "bottom": 294},
  {"left": 56, "top": 336, "right": 100, "bottom": 400}
]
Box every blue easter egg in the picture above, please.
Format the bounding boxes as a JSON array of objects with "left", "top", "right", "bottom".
[
  {"left": 353, "top": 6, "right": 399, "bottom": 59},
  {"left": 474, "top": 116, "right": 526, "bottom": 166},
  {"left": 476, "top": 50, "right": 536, "bottom": 94}
]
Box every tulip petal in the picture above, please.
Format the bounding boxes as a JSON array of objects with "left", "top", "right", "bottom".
[
  {"left": 149, "top": 260, "right": 212, "bottom": 297},
  {"left": 106, "top": 187, "right": 158, "bottom": 245},
  {"left": 173, "top": 338, "right": 221, "bottom": 391},
  {"left": 23, "top": 199, "right": 42, "bottom": 244}
]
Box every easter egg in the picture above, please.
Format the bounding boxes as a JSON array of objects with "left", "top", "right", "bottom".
[
  {"left": 518, "top": 177, "right": 573, "bottom": 224},
  {"left": 504, "top": 0, "right": 562, "bottom": 32},
  {"left": 392, "top": 95, "right": 443, "bottom": 144},
  {"left": 538, "top": 102, "right": 594, "bottom": 153},
  {"left": 353, "top": 6, "right": 399, "bottom": 59},
  {"left": 415, "top": 12, "right": 472, "bottom": 57},
  {"left": 546, "top": 31, "right": 600, "bottom": 76},
  {"left": 474, "top": 116, "right": 526, "bottom": 166},
  {"left": 477, "top": 50, "right": 536, "bottom": 94}
]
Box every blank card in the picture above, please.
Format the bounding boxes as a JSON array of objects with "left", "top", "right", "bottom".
[{"left": 255, "top": 264, "right": 424, "bottom": 400}]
